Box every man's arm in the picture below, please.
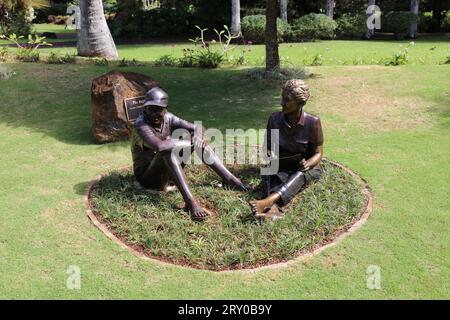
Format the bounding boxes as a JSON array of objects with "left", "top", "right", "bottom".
[
  {"left": 135, "top": 117, "right": 174, "bottom": 152},
  {"left": 170, "top": 113, "right": 206, "bottom": 148}
]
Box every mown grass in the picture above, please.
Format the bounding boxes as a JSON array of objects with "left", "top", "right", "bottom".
[
  {"left": 2, "top": 23, "right": 448, "bottom": 65},
  {"left": 90, "top": 162, "right": 365, "bottom": 270},
  {"left": 0, "top": 62, "right": 448, "bottom": 298}
]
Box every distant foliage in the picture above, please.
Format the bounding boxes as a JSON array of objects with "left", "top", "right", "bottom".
[
  {"left": 382, "top": 11, "right": 416, "bottom": 39},
  {"left": 241, "top": 15, "right": 290, "bottom": 44},
  {"left": 289, "top": 13, "right": 337, "bottom": 41},
  {"left": 0, "top": 11, "right": 31, "bottom": 37},
  {"left": 336, "top": 13, "right": 367, "bottom": 39}
]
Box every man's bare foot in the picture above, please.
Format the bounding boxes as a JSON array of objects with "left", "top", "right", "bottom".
[
  {"left": 249, "top": 199, "right": 273, "bottom": 215},
  {"left": 185, "top": 201, "right": 210, "bottom": 220}
]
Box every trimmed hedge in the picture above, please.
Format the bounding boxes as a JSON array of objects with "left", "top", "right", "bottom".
[
  {"left": 382, "top": 11, "right": 415, "bottom": 38},
  {"left": 241, "top": 14, "right": 290, "bottom": 44},
  {"left": 288, "top": 13, "right": 337, "bottom": 41},
  {"left": 336, "top": 13, "right": 367, "bottom": 39}
]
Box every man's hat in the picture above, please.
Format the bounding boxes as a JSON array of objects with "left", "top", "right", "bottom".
[{"left": 143, "top": 87, "right": 168, "bottom": 108}]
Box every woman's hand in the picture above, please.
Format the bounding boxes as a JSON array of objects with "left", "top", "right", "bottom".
[{"left": 298, "top": 158, "right": 311, "bottom": 171}]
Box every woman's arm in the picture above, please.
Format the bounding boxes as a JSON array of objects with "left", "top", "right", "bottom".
[{"left": 299, "top": 145, "right": 323, "bottom": 171}]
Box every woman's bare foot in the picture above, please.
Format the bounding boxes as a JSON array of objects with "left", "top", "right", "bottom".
[{"left": 249, "top": 199, "right": 272, "bottom": 215}]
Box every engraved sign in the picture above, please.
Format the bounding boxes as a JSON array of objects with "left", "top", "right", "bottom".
[{"left": 124, "top": 96, "right": 146, "bottom": 122}]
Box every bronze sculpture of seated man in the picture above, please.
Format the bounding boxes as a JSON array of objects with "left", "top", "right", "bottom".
[
  {"left": 249, "top": 79, "right": 324, "bottom": 220},
  {"left": 131, "top": 87, "right": 248, "bottom": 220}
]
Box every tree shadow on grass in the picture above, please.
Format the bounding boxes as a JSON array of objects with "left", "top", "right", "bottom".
[{"left": 0, "top": 63, "right": 285, "bottom": 146}]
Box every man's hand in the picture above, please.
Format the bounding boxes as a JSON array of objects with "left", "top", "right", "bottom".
[{"left": 191, "top": 127, "right": 206, "bottom": 149}]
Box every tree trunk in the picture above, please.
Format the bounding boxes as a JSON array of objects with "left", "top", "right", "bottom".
[
  {"left": 77, "top": 0, "right": 118, "bottom": 59},
  {"left": 366, "top": 0, "right": 376, "bottom": 39},
  {"left": 409, "top": 0, "right": 420, "bottom": 38},
  {"left": 280, "top": 0, "right": 287, "bottom": 22},
  {"left": 231, "top": 0, "right": 241, "bottom": 36},
  {"left": 326, "top": 0, "right": 334, "bottom": 19},
  {"left": 266, "top": 0, "right": 280, "bottom": 71}
]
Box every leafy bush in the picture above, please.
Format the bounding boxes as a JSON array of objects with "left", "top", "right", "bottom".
[
  {"left": 0, "top": 47, "right": 8, "bottom": 62},
  {"left": 1, "top": 33, "right": 51, "bottom": 63},
  {"left": 108, "top": 5, "right": 194, "bottom": 37},
  {"left": 0, "top": 11, "right": 31, "bottom": 37},
  {"left": 118, "top": 58, "right": 143, "bottom": 67},
  {"left": 384, "top": 42, "right": 414, "bottom": 66},
  {"left": 442, "top": 10, "right": 450, "bottom": 32},
  {"left": 382, "top": 11, "right": 415, "bottom": 39},
  {"left": 196, "top": 49, "right": 224, "bottom": 68},
  {"left": 92, "top": 57, "right": 109, "bottom": 66},
  {"left": 178, "top": 48, "right": 196, "bottom": 68},
  {"left": 241, "top": 15, "right": 290, "bottom": 44},
  {"left": 154, "top": 54, "right": 178, "bottom": 67},
  {"left": 336, "top": 13, "right": 367, "bottom": 39},
  {"left": 418, "top": 12, "right": 432, "bottom": 33},
  {"left": 16, "top": 47, "right": 40, "bottom": 62},
  {"left": 289, "top": 13, "right": 337, "bottom": 41},
  {"left": 46, "top": 51, "right": 76, "bottom": 64}
]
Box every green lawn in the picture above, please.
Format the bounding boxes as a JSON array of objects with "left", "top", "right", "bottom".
[
  {"left": 23, "top": 37, "right": 448, "bottom": 66},
  {"left": 2, "top": 23, "right": 448, "bottom": 65},
  {"left": 0, "top": 61, "right": 448, "bottom": 298}
]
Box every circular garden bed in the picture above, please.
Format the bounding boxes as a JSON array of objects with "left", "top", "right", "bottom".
[{"left": 87, "top": 160, "right": 371, "bottom": 271}]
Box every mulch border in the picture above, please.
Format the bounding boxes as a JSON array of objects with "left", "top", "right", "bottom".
[{"left": 84, "top": 159, "right": 373, "bottom": 273}]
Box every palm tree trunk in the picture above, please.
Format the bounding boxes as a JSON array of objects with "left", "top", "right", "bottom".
[
  {"left": 231, "top": 0, "right": 241, "bottom": 36},
  {"left": 326, "top": 0, "right": 334, "bottom": 19},
  {"left": 266, "top": 0, "right": 280, "bottom": 71},
  {"left": 409, "top": 0, "right": 420, "bottom": 38},
  {"left": 77, "top": 0, "right": 118, "bottom": 59},
  {"left": 366, "top": 0, "right": 376, "bottom": 39},
  {"left": 280, "top": 0, "right": 287, "bottom": 22}
]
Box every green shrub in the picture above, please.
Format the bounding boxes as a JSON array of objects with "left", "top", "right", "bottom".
[
  {"left": 383, "top": 42, "right": 414, "bottom": 66},
  {"left": 241, "top": 15, "right": 290, "bottom": 44},
  {"left": 442, "top": 10, "right": 450, "bottom": 32},
  {"left": 336, "top": 13, "right": 367, "bottom": 39},
  {"left": 289, "top": 13, "right": 337, "bottom": 41},
  {"left": 0, "top": 47, "right": 8, "bottom": 62},
  {"left": 178, "top": 48, "right": 196, "bottom": 67},
  {"left": 196, "top": 49, "right": 224, "bottom": 68},
  {"left": 46, "top": 51, "right": 76, "bottom": 64},
  {"left": 418, "top": 12, "right": 432, "bottom": 32},
  {"left": 16, "top": 47, "right": 40, "bottom": 62},
  {"left": 382, "top": 11, "right": 415, "bottom": 39},
  {"left": 91, "top": 57, "right": 109, "bottom": 66},
  {"left": 118, "top": 58, "right": 143, "bottom": 67},
  {"left": 0, "top": 11, "right": 32, "bottom": 37},
  {"left": 154, "top": 54, "right": 178, "bottom": 67}
]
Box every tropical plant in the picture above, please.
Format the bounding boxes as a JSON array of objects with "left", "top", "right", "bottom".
[{"left": 0, "top": 32, "right": 52, "bottom": 62}]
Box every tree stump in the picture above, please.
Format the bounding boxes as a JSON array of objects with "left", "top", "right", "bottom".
[{"left": 91, "top": 71, "right": 160, "bottom": 143}]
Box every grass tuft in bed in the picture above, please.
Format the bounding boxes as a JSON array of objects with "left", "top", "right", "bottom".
[{"left": 90, "top": 161, "right": 366, "bottom": 270}]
